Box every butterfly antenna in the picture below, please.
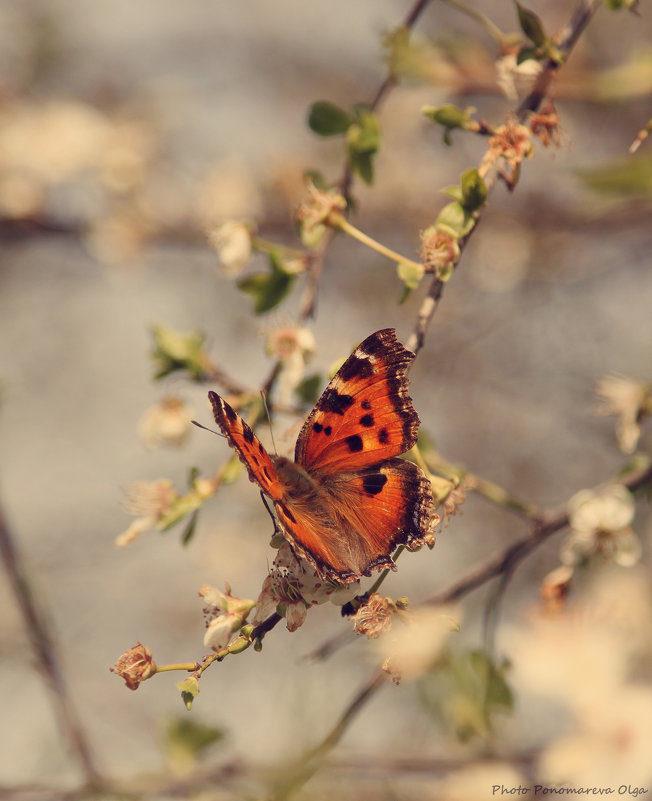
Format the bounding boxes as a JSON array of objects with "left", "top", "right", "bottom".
[
  {"left": 191, "top": 420, "right": 226, "bottom": 438},
  {"left": 260, "top": 390, "right": 278, "bottom": 455}
]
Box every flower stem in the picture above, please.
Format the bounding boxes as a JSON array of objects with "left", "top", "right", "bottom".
[{"left": 329, "top": 212, "right": 422, "bottom": 271}]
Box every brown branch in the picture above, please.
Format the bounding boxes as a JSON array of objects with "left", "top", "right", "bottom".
[
  {"left": 0, "top": 502, "right": 101, "bottom": 786},
  {"left": 426, "top": 460, "right": 652, "bottom": 606}
]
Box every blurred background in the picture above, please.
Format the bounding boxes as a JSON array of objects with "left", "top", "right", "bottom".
[{"left": 1, "top": 0, "right": 651, "bottom": 798}]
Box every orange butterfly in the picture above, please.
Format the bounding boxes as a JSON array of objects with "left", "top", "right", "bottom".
[{"left": 209, "top": 328, "right": 435, "bottom": 584}]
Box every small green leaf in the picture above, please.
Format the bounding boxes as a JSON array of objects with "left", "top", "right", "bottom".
[
  {"left": 350, "top": 150, "right": 374, "bottom": 185},
  {"left": 151, "top": 325, "right": 208, "bottom": 381},
  {"left": 237, "top": 253, "right": 295, "bottom": 314},
  {"left": 397, "top": 261, "right": 425, "bottom": 291},
  {"left": 460, "top": 168, "right": 487, "bottom": 212},
  {"left": 515, "top": 2, "right": 547, "bottom": 47},
  {"left": 346, "top": 109, "right": 380, "bottom": 184},
  {"left": 516, "top": 45, "right": 541, "bottom": 65},
  {"left": 308, "top": 101, "right": 352, "bottom": 136},
  {"left": 441, "top": 184, "right": 464, "bottom": 202},
  {"left": 436, "top": 202, "right": 475, "bottom": 238},
  {"left": 165, "top": 717, "right": 225, "bottom": 754},
  {"left": 350, "top": 108, "right": 381, "bottom": 154},
  {"left": 422, "top": 103, "right": 470, "bottom": 129},
  {"left": 159, "top": 493, "right": 203, "bottom": 531},
  {"left": 422, "top": 104, "right": 476, "bottom": 145},
  {"left": 180, "top": 508, "right": 200, "bottom": 547},
  {"left": 295, "top": 373, "right": 323, "bottom": 406},
  {"left": 176, "top": 677, "right": 200, "bottom": 711}
]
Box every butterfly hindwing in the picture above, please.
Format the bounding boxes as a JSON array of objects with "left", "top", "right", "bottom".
[
  {"left": 208, "top": 391, "right": 282, "bottom": 498},
  {"left": 294, "top": 329, "right": 420, "bottom": 475},
  {"left": 272, "top": 458, "right": 434, "bottom": 583}
]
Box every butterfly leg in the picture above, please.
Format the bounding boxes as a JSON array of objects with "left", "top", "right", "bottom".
[{"left": 259, "top": 491, "right": 284, "bottom": 541}]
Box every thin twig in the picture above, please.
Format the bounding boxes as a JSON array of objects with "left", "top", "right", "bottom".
[
  {"left": 269, "top": 671, "right": 388, "bottom": 801},
  {"left": 0, "top": 503, "right": 101, "bottom": 785},
  {"left": 410, "top": 0, "right": 601, "bottom": 357}
]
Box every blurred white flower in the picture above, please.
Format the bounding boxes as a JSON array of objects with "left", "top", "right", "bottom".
[
  {"left": 0, "top": 100, "right": 111, "bottom": 184},
  {"left": 251, "top": 542, "right": 358, "bottom": 632},
  {"left": 540, "top": 563, "right": 574, "bottom": 615},
  {"left": 595, "top": 374, "right": 650, "bottom": 454},
  {"left": 506, "top": 569, "right": 652, "bottom": 774},
  {"left": 379, "top": 605, "right": 459, "bottom": 682},
  {"left": 199, "top": 584, "right": 255, "bottom": 652},
  {"left": 207, "top": 220, "right": 252, "bottom": 276},
  {"left": 495, "top": 52, "right": 542, "bottom": 100},
  {"left": 265, "top": 325, "right": 316, "bottom": 406},
  {"left": 539, "top": 685, "right": 652, "bottom": 786},
  {"left": 138, "top": 396, "right": 194, "bottom": 447},
  {"left": 116, "top": 479, "right": 175, "bottom": 546},
  {"left": 561, "top": 484, "right": 639, "bottom": 567}
]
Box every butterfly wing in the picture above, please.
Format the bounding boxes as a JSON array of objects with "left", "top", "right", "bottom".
[
  {"left": 208, "top": 391, "right": 282, "bottom": 499},
  {"left": 294, "top": 328, "right": 419, "bottom": 475},
  {"left": 272, "top": 458, "right": 434, "bottom": 583}
]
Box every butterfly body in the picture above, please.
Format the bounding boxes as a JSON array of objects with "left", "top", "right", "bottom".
[{"left": 209, "top": 328, "right": 435, "bottom": 584}]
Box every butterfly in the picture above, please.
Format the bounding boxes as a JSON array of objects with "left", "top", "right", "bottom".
[{"left": 208, "top": 328, "right": 435, "bottom": 584}]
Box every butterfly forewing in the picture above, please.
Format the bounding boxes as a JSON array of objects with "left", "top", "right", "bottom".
[
  {"left": 294, "top": 329, "right": 420, "bottom": 475},
  {"left": 208, "top": 391, "right": 282, "bottom": 498}
]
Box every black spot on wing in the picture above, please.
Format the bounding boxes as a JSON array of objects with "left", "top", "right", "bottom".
[
  {"left": 378, "top": 428, "right": 389, "bottom": 444},
  {"left": 224, "top": 401, "right": 237, "bottom": 423},
  {"left": 313, "top": 422, "right": 323, "bottom": 433},
  {"left": 361, "top": 399, "right": 372, "bottom": 410},
  {"left": 243, "top": 424, "right": 254, "bottom": 444},
  {"left": 319, "top": 388, "right": 355, "bottom": 416},
  {"left": 336, "top": 354, "right": 374, "bottom": 382},
  {"left": 324, "top": 425, "right": 332, "bottom": 436},
  {"left": 359, "top": 413, "right": 374, "bottom": 427},
  {"left": 362, "top": 471, "right": 387, "bottom": 496},
  {"left": 345, "top": 434, "right": 363, "bottom": 452}
]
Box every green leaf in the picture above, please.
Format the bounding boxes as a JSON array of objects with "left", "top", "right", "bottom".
[
  {"left": 308, "top": 101, "right": 352, "bottom": 136},
  {"left": 422, "top": 103, "right": 475, "bottom": 145},
  {"left": 418, "top": 648, "right": 514, "bottom": 742},
  {"left": 436, "top": 202, "right": 475, "bottom": 238},
  {"left": 159, "top": 493, "right": 204, "bottom": 531},
  {"left": 151, "top": 325, "right": 207, "bottom": 380},
  {"left": 397, "top": 261, "right": 425, "bottom": 291},
  {"left": 180, "top": 508, "right": 200, "bottom": 547},
  {"left": 165, "top": 716, "right": 225, "bottom": 753},
  {"left": 295, "top": 373, "right": 323, "bottom": 406},
  {"left": 237, "top": 253, "right": 295, "bottom": 314},
  {"left": 460, "top": 168, "right": 487, "bottom": 212},
  {"left": 515, "top": 2, "right": 547, "bottom": 47},
  {"left": 516, "top": 44, "right": 541, "bottom": 65},
  {"left": 346, "top": 109, "right": 380, "bottom": 184},
  {"left": 350, "top": 150, "right": 374, "bottom": 185},
  {"left": 440, "top": 184, "right": 464, "bottom": 202},
  {"left": 176, "top": 677, "right": 200, "bottom": 711},
  {"left": 423, "top": 103, "right": 470, "bottom": 129},
  {"left": 350, "top": 108, "right": 381, "bottom": 153}
]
